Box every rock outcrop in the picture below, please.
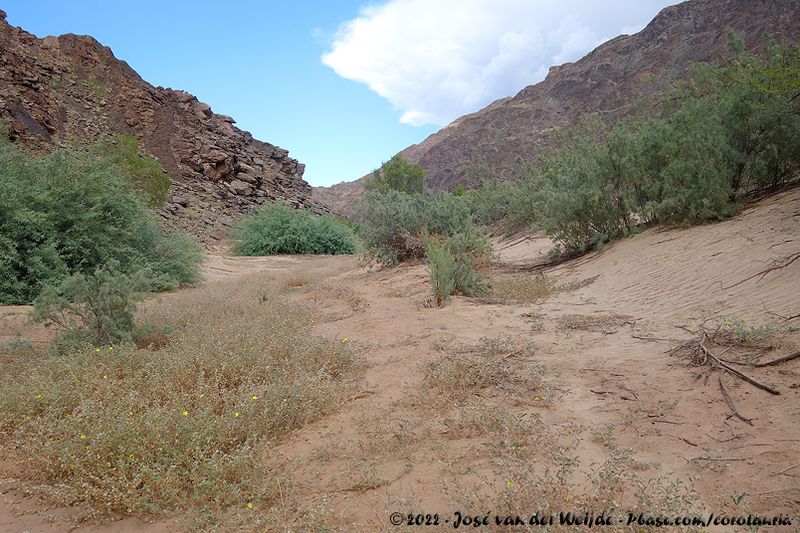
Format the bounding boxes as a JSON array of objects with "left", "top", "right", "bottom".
[
  {"left": 315, "top": 0, "right": 800, "bottom": 216},
  {"left": 0, "top": 10, "right": 317, "bottom": 242}
]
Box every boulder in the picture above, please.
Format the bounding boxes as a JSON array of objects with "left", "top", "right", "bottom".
[
  {"left": 194, "top": 101, "right": 212, "bottom": 117},
  {"left": 228, "top": 179, "right": 253, "bottom": 195},
  {"left": 172, "top": 196, "right": 190, "bottom": 207},
  {"left": 236, "top": 172, "right": 258, "bottom": 184}
]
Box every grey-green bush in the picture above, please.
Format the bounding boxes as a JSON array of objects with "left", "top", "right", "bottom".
[
  {"left": 233, "top": 203, "right": 358, "bottom": 256},
  {"left": 425, "top": 238, "right": 456, "bottom": 307},
  {"left": 31, "top": 267, "right": 151, "bottom": 348},
  {"left": 356, "top": 189, "right": 489, "bottom": 265},
  {"left": 423, "top": 232, "right": 488, "bottom": 307},
  {"left": 503, "top": 40, "right": 799, "bottom": 255},
  {"left": 0, "top": 136, "right": 202, "bottom": 304}
]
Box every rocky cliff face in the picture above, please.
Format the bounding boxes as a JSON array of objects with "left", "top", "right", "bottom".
[
  {"left": 315, "top": 0, "right": 800, "bottom": 216},
  {"left": 0, "top": 10, "right": 316, "bottom": 242}
]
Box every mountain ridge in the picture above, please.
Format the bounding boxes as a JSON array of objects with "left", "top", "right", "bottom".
[{"left": 0, "top": 9, "right": 318, "bottom": 242}]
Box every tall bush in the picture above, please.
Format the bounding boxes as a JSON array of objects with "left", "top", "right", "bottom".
[
  {"left": 355, "top": 190, "right": 488, "bottom": 265},
  {"left": 233, "top": 203, "right": 358, "bottom": 256},
  {"left": 0, "top": 138, "right": 201, "bottom": 304},
  {"left": 364, "top": 155, "right": 426, "bottom": 193},
  {"left": 91, "top": 134, "right": 172, "bottom": 207},
  {"left": 502, "top": 40, "right": 800, "bottom": 255}
]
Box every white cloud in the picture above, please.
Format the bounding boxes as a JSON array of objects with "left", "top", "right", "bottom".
[{"left": 322, "top": 0, "right": 677, "bottom": 126}]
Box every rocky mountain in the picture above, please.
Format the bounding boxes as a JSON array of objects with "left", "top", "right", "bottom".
[
  {"left": 314, "top": 0, "right": 800, "bottom": 216},
  {"left": 0, "top": 9, "right": 317, "bottom": 242}
]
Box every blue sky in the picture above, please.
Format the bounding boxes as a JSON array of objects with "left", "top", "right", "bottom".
[{"left": 2, "top": 1, "right": 676, "bottom": 187}]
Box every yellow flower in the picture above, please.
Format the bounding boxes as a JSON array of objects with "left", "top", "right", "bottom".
[
  {"left": 342, "top": 338, "right": 348, "bottom": 343},
  {"left": 282, "top": 398, "right": 288, "bottom": 403},
  {"left": 182, "top": 410, "right": 189, "bottom": 416},
  {"left": 35, "top": 394, "right": 43, "bottom": 399},
  {"left": 79, "top": 434, "right": 86, "bottom": 441},
  {"left": 506, "top": 480, "right": 513, "bottom": 488},
  {"left": 251, "top": 395, "right": 258, "bottom": 400},
  {"left": 246, "top": 502, "right": 253, "bottom": 509},
  {"left": 234, "top": 412, "right": 240, "bottom": 417},
  {"left": 95, "top": 348, "right": 100, "bottom": 352},
  {"left": 108, "top": 346, "right": 113, "bottom": 351},
  {"left": 103, "top": 375, "right": 108, "bottom": 379}
]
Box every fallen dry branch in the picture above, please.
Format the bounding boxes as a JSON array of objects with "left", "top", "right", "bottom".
[
  {"left": 754, "top": 349, "right": 800, "bottom": 368},
  {"left": 723, "top": 252, "right": 800, "bottom": 289},
  {"left": 670, "top": 321, "right": 790, "bottom": 426},
  {"left": 776, "top": 462, "right": 800, "bottom": 476},
  {"left": 719, "top": 372, "right": 754, "bottom": 425},
  {"left": 704, "top": 344, "right": 780, "bottom": 395},
  {"left": 671, "top": 324, "right": 781, "bottom": 395}
]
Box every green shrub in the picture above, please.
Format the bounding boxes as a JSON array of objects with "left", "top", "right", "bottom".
[
  {"left": 233, "top": 203, "right": 358, "bottom": 256},
  {"left": 462, "top": 179, "right": 514, "bottom": 227},
  {"left": 446, "top": 231, "right": 489, "bottom": 297},
  {"left": 31, "top": 267, "right": 151, "bottom": 348},
  {"left": 355, "top": 190, "right": 489, "bottom": 265},
  {"left": 91, "top": 134, "right": 172, "bottom": 207},
  {"left": 364, "top": 155, "right": 425, "bottom": 193},
  {"left": 424, "top": 232, "right": 488, "bottom": 306},
  {"left": 425, "top": 237, "right": 456, "bottom": 307},
  {"left": 446, "top": 40, "right": 800, "bottom": 256},
  {"left": 0, "top": 138, "right": 202, "bottom": 304}
]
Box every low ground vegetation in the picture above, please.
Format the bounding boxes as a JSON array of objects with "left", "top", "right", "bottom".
[{"left": 0, "top": 272, "right": 363, "bottom": 527}]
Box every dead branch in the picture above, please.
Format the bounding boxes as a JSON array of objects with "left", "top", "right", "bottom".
[
  {"left": 667, "top": 434, "right": 700, "bottom": 447},
  {"left": 754, "top": 349, "right": 800, "bottom": 368},
  {"left": 632, "top": 335, "right": 678, "bottom": 342},
  {"left": 723, "top": 252, "right": 800, "bottom": 289},
  {"left": 699, "top": 335, "right": 780, "bottom": 395},
  {"left": 775, "top": 462, "right": 800, "bottom": 476},
  {"left": 719, "top": 372, "right": 754, "bottom": 426}
]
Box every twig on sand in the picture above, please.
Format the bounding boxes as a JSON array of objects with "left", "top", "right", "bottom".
[
  {"left": 775, "top": 462, "right": 800, "bottom": 476},
  {"left": 723, "top": 252, "right": 800, "bottom": 289},
  {"left": 632, "top": 334, "right": 677, "bottom": 342},
  {"left": 667, "top": 434, "right": 699, "bottom": 447},
  {"left": 754, "top": 349, "right": 800, "bottom": 368},
  {"left": 692, "top": 456, "right": 748, "bottom": 462},
  {"left": 691, "top": 332, "right": 780, "bottom": 395},
  {"left": 719, "top": 372, "right": 754, "bottom": 426}
]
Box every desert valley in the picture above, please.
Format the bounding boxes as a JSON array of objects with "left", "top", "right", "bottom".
[{"left": 1, "top": 1, "right": 799, "bottom": 532}]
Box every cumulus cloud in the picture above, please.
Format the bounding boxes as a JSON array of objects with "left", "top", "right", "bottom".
[{"left": 322, "top": 0, "right": 676, "bottom": 126}]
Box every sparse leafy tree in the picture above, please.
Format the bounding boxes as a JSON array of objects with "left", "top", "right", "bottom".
[{"left": 364, "top": 155, "right": 426, "bottom": 193}]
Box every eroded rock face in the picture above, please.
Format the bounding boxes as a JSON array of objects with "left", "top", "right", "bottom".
[
  {"left": 0, "top": 11, "right": 321, "bottom": 242},
  {"left": 316, "top": 0, "right": 800, "bottom": 216}
]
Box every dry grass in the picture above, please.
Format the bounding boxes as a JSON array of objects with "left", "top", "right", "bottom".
[
  {"left": 416, "top": 336, "right": 697, "bottom": 531},
  {"left": 487, "top": 273, "right": 598, "bottom": 304},
  {"left": 557, "top": 313, "right": 635, "bottom": 333},
  {"left": 422, "top": 337, "right": 552, "bottom": 406},
  {"left": 489, "top": 273, "right": 557, "bottom": 303},
  {"left": 0, "top": 271, "right": 363, "bottom": 528},
  {"left": 441, "top": 415, "right": 699, "bottom": 532}
]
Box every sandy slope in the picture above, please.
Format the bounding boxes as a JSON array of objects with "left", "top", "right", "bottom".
[
  {"left": 259, "top": 189, "right": 799, "bottom": 530},
  {"left": 1, "top": 189, "right": 798, "bottom": 531}
]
